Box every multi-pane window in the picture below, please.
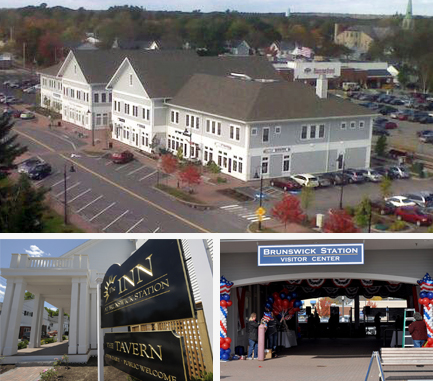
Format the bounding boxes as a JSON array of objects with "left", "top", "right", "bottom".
[
  {"left": 263, "top": 127, "right": 270, "bottom": 143},
  {"left": 133, "top": 106, "right": 138, "bottom": 117},
  {"left": 125, "top": 103, "right": 130, "bottom": 115},
  {"left": 102, "top": 113, "right": 108, "bottom": 125},
  {"left": 251, "top": 128, "right": 257, "bottom": 136},
  {"left": 102, "top": 93, "right": 106, "bottom": 103},
  {"left": 206, "top": 119, "right": 221, "bottom": 136},
  {"left": 350, "top": 121, "right": 356, "bottom": 129},
  {"left": 301, "top": 125, "right": 308, "bottom": 139},
  {"left": 94, "top": 93, "right": 99, "bottom": 103},
  {"left": 109, "top": 93, "right": 112, "bottom": 102},
  {"left": 186, "top": 114, "right": 199, "bottom": 129},
  {"left": 341, "top": 122, "right": 347, "bottom": 130},
  {"left": 359, "top": 121, "right": 365, "bottom": 129},
  {"left": 230, "top": 125, "right": 241, "bottom": 141},
  {"left": 96, "top": 114, "right": 102, "bottom": 126},
  {"left": 170, "top": 110, "right": 179, "bottom": 124},
  {"left": 261, "top": 157, "right": 269, "bottom": 174},
  {"left": 319, "top": 124, "right": 325, "bottom": 138},
  {"left": 302, "top": 125, "right": 326, "bottom": 140},
  {"left": 310, "top": 125, "right": 316, "bottom": 139},
  {"left": 275, "top": 126, "right": 281, "bottom": 134}
]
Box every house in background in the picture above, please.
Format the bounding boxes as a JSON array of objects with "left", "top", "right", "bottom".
[
  {"left": 166, "top": 74, "right": 375, "bottom": 181},
  {"left": 0, "top": 53, "right": 12, "bottom": 69},
  {"left": 225, "top": 40, "right": 252, "bottom": 56},
  {"left": 112, "top": 38, "right": 160, "bottom": 50},
  {"left": 268, "top": 40, "right": 296, "bottom": 59}
]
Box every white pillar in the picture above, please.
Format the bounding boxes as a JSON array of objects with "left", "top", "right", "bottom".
[
  {"left": 29, "top": 294, "right": 41, "bottom": 348},
  {"left": 78, "top": 278, "right": 89, "bottom": 354},
  {"left": 58, "top": 308, "right": 64, "bottom": 342},
  {"left": 90, "top": 288, "right": 97, "bottom": 349},
  {"left": 0, "top": 280, "right": 15, "bottom": 355},
  {"left": 35, "top": 297, "right": 45, "bottom": 348},
  {"left": 96, "top": 277, "right": 104, "bottom": 381},
  {"left": 68, "top": 278, "right": 80, "bottom": 355},
  {"left": 3, "top": 278, "right": 27, "bottom": 356},
  {"left": 187, "top": 240, "right": 213, "bottom": 347}
]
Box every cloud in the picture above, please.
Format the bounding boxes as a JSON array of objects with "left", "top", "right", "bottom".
[
  {"left": 0, "top": 290, "right": 4, "bottom": 295},
  {"left": 0, "top": 284, "right": 5, "bottom": 289},
  {"left": 25, "top": 245, "right": 50, "bottom": 257}
]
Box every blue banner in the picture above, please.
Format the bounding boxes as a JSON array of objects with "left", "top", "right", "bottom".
[{"left": 258, "top": 243, "right": 364, "bottom": 266}]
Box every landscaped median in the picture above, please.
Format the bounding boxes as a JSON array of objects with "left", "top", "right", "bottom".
[{"left": 154, "top": 183, "right": 214, "bottom": 210}]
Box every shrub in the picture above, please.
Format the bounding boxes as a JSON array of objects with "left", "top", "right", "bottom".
[
  {"left": 344, "top": 205, "right": 355, "bottom": 216},
  {"left": 38, "top": 367, "right": 57, "bottom": 381},
  {"left": 18, "top": 341, "right": 27, "bottom": 349},
  {"left": 216, "top": 176, "right": 227, "bottom": 183},
  {"left": 62, "top": 335, "right": 67, "bottom": 340},
  {"left": 390, "top": 220, "right": 407, "bottom": 231},
  {"left": 191, "top": 372, "right": 213, "bottom": 381},
  {"left": 206, "top": 160, "right": 221, "bottom": 174},
  {"left": 411, "top": 162, "right": 425, "bottom": 178}
]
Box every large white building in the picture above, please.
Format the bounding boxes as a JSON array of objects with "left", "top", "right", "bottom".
[{"left": 0, "top": 239, "right": 212, "bottom": 370}]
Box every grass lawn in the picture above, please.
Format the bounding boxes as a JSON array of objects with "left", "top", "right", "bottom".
[
  {"left": 156, "top": 183, "right": 204, "bottom": 204},
  {"left": 42, "top": 209, "right": 84, "bottom": 233}
]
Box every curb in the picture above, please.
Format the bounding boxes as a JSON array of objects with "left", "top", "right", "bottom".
[{"left": 152, "top": 186, "right": 215, "bottom": 211}]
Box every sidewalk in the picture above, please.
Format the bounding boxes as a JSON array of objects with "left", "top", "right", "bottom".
[{"left": 0, "top": 366, "right": 48, "bottom": 381}]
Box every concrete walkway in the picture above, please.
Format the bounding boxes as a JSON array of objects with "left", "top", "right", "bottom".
[
  {"left": 0, "top": 366, "right": 49, "bottom": 381},
  {"left": 220, "top": 337, "right": 433, "bottom": 381},
  {"left": 14, "top": 341, "right": 68, "bottom": 356}
]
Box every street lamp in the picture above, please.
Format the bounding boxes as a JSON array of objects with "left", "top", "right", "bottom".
[
  {"left": 336, "top": 153, "right": 345, "bottom": 209},
  {"left": 87, "top": 109, "right": 94, "bottom": 146},
  {"left": 64, "top": 163, "right": 76, "bottom": 225},
  {"left": 342, "top": 296, "right": 345, "bottom": 320},
  {"left": 254, "top": 166, "right": 264, "bottom": 231},
  {"left": 183, "top": 128, "right": 192, "bottom": 159}
]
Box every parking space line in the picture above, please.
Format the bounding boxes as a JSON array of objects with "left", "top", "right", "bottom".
[
  {"left": 125, "top": 218, "right": 145, "bottom": 233},
  {"left": 35, "top": 171, "right": 59, "bottom": 186},
  {"left": 89, "top": 202, "right": 116, "bottom": 222},
  {"left": 115, "top": 163, "right": 133, "bottom": 171},
  {"left": 51, "top": 176, "right": 70, "bottom": 187},
  {"left": 102, "top": 210, "right": 129, "bottom": 231},
  {"left": 126, "top": 166, "right": 146, "bottom": 176},
  {"left": 105, "top": 161, "right": 113, "bottom": 166},
  {"left": 250, "top": 217, "right": 271, "bottom": 222},
  {"left": 55, "top": 182, "right": 81, "bottom": 197},
  {"left": 97, "top": 153, "right": 110, "bottom": 161},
  {"left": 69, "top": 188, "right": 91, "bottom": 203},
  {"left": 243, "top": 214, "right": 258, "bottom": 218},
  {"left": 220, "top": 204, "right": 239, "bottom": 209},
  {"left": 76, "top": 195, "right": 103, "bottom": 213},
  {"left": 139, "top": 170, "right": 157, "bottom": 182}
]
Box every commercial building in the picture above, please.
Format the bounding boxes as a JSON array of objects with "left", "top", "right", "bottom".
[
  {"left": 39, "top": 62, "right": 63, "bottom": 114},
  {"left": 167, "top": 74, "right": 374, "bottom": 181}
]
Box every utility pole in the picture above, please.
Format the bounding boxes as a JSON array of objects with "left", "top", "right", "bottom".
[{"left": 23, "top": 42, "right": 26, "bottom": 69}]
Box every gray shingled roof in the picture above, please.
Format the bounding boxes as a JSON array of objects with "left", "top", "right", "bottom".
[
  {"left": 168, "top": 74, "right": 375, "bottom": 122},
  {"left": 125, "top": 50, "right": 280, "bottom": 98},
  {"left": 70, "top": 49, "right": 133, "bottom": 84},
  {"left": 37, "top": 62, "right": 64, "bottom": 77}
]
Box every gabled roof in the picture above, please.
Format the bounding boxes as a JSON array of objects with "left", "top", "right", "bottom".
[
  {"left": 121, "top": 50, "right": 280, "bottom": 98},
  {"left": 168, "top": 74, "right": 374, "bottom": 123},
  {"left": 69, "top": 49, "right": 133, "bottom": 84},
  {"left": 112, "top": 39, "right": 157, "bottom": 50},
  {"left": 344, "top": 25, "right": 393, "bottom": 41},
  {"left": 273, "top": 40, "right": 296, "bottom": 51},
  {"left": 37, "top": 62, "right": 64, "bottom": 77}
]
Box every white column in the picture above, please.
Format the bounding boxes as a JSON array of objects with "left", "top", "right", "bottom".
[
  {"left": 3, "top": 278, "right": 27, "bottom": 356},
  {"left": 29, "top": 294, "right": 41, "bottom": 348},
  {"left": 90, "top": 288, "right": 97, "bottom": 349},
  {"left": 35, "top": 297, "right": 45, "bottom": 348},
  {"left": 58, "top": 308, "right": 64, "bottom": 342},
  {"left": 96, "top": 277, "right": 104, "bottom": 381},
  {"left": 187, "top": 240, "right": 213, "bottom": 347},
  {"left": 78, "top": 278, "right": 89, "bottom": 354},
  {"left": 68, "top": 278, "right": 80, "bottom": 355},
  {"left": 0, "top": 280, "right": 15, "bottom": 355}
]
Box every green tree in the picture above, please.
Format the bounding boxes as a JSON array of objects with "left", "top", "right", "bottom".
[
  {"left": 380, "top": 177, "right": 393, "bottom": 200},
  {"left": 0, "top": 114, "right": 27, "bottom": 168},
  {"left": 0, "top": 175, "right": 48, "bottom": 232},
  {"left": 24, "top": 291, "right": 35, "bottom": 300},
  {"left": 300, "top": 186, "right": 314, "bottom": 215},
  {"left": 375, "top": 135, "right": 387, "bottom": 157},
  {"left": 354, "top": 196, "right": 372, "bottom": 228}
]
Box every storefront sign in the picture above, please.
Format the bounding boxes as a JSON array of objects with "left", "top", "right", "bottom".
[
  {"left": 101, "top": 240, "right": 195, "bottom": 328},
  {"left": 263, "top": 147, "right": 291, "bottom": 154},
  {"left": 294, "top": 62, "right": 341, "bottom": 79},
  {"left": 258, "top": 243, "right": 364, "bottom": 266},
  {"left": 104, "top": 331, "right": 188, "bottom": 381}
]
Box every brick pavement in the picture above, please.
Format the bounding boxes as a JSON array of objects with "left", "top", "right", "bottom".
[
  {"left": 221, "top": 337, "right": 384, "bottom": 381},
  {"left": 0, "top": 366, "right": 49, "bottom": 381}
]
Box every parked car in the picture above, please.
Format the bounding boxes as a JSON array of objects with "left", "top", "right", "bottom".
[
  {"left": 419, "top": 115, "right": 433, "bottom": 124},
  {"left": 20, "top": 112, "right": 35, "bottom": 120},
  {"left": 383, "top": 121, "right": 398, "bottom": 130},
  {"left": 385, "top": 196, "right": 417, "bottom": 208},
  {"left": 373, "top": 117, "right": 388, "bottom": 125},
  {"left": 395, "top": 206, "right": 433, "bottom": 226},
  {"left": 315, "top": 174, "right": 333, "bottom": 188},
  {"left": 21, "top": 331, "right": 31, "bottom": 340},
  {"left": 344, "top": 169, "right": 365, "bottom": 184},
  {"left": 373, "top": 126, "right": 390, "bottom": 136},
  {"left": 290, "top": 174, "right": 320, "bottom": 188},
  {"left": 417, "top": 130, "right": 433, "bottom": 138},
  {"left": 379, "top": 106, "right": 398, "bottom": 115},
  {"left": 28, "top": 162, "right": 52, "bottom": 180},
  {"left": 18, "top": 157, "right": 44, "bottom": 174},
  {"left": 403, "top": 192, "right": 433, "bottom": 208},
  {"left": 370, "top": 200, "right": 396, "bottom": 215},
  {"left": 388, "top": 166, "right": 410, "bottom": 179},
  {"left": 360, "top": 169, "right": 384, "bottom": 182},
  {"left": 270, "top": 178, "right": 302, "bottom": 191},
  {"left": 322, "top": 172, "right": 350, "bottom": 186},
  {"left": 111, "top": 150, "right": 134, "bottom": 164}
]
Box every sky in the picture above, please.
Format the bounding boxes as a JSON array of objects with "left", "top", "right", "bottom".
[
  {"left": 0, "top": 239, "right": 88, "bottom": 308},
  {"left": 2, "top": 0, "right": 433, "bottom": 16}
]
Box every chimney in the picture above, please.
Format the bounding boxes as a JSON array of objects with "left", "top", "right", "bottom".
[
  {"left": 334, "top": 23, "right": 339, "bottom": 43},
  {"left": 316, "top": 75, "right": 328, "bottom": 99}
]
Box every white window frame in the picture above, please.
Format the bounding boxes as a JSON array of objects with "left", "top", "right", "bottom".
[
  {"left": 251, "top": 127, "right": 258, "bottom": 136},
  {"left": 350, "top": 121, "right": 356, "bottom": 129},
  {"left": 261, "top": 156, "right": 269, "bottom": 174},
  {"left": 262, "top": 127, "right": 270, "bottom": 143},
  {"left": 319, "top": 124, "right": 325, "bottom": 138},
  {"left": 359, "top": 121, "right": 365, "bottom": 129},
  {"left": 310, "top": 124, "right": 317, "bottom": 139},
  {"left": 301, "top": 125, "right": 308, "bottom": 140},
  {"left": 341, "top": 122, "right": 347, "bottom": 130},
  {"left": 275, "top": 126, "right": 281, "bottom": 134},
  {"left": 171, "top": 110, "right": 179, "bottom": 124},
  {"left": 206, "top": 118, "right": 221, "bottom": 136},
  {"left": 282, "top": 154, "right": 291, "bottom": 173}
]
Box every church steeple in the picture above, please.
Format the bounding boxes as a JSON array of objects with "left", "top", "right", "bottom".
[{"left": 402, "top": 0, "right": 414, "bottom": 30}]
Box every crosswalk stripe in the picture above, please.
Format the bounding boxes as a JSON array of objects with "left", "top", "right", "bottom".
[{"left": 220, "top": 204, "right": 239, "bottom": 209}]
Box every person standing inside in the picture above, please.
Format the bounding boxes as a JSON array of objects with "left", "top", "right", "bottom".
[
  {"left": 247, "top": 312, "right": 259, "bottom": 360},
  {"left": 267, "top": 312, "right": 279, "bottom": 358},
  {"left": 409, "top": 312, "right": 428, "bottom": 348}
]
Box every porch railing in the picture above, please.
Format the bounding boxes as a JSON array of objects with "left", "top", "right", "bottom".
[{"left": 10, "top": 253, "right": 89, "bottom": 270}]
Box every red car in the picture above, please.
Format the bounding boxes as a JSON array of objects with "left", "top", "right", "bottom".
[
  {"left": 384, "top": 121, "right": 398, "bottom": 130},
  {"left": 270, "top": 178, "right": 302, "bottom": 191},
  {"left": 395, "top": 206, "right": 433, "bottom": 226},
  {"left": 111, "top": 151, "right": 134, "bottom": 164}
]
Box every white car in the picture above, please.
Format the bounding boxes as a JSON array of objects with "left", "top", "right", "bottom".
[
  {"left": 362, "top": 169, "right": 384, "bottom": 182},
  {"left": 385, "top": 196, "right": 417, "bottom": 208},
  {"left": 20, "top": 112, "right": 35, "bottom": 120},
  {"left": 291, "top": 174, "right": 320, "bottom": 188}
]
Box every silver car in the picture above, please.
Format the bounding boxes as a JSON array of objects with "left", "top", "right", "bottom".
[
  {"left": 18, "top": 157, "right": 44, "bottom": 174},
  {"left": 361, "top": 169, "right": 384, "bottom": 182}
]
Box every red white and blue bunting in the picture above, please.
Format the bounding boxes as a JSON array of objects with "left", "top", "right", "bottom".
[
  {"left": 361, "top": 280, "right": 374, "bottom": 288},
  {"left": 332, "top": 279, "right": 352, "bottom": 288},
  {"left": 287, "top": 280, "right": 303, "bottom": 285},
  {"left": 307, "top": 279, "right": 325, "bottom": 288}
]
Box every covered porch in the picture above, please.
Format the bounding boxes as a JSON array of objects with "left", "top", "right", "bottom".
[{"left": 0, "top": 253, "right": 98, "bottom": 362}]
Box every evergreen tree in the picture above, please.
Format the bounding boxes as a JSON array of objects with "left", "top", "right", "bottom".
[
  {"left": 354, "top": 196, "right": 372, "bottom": 228},
  {"left": 375, "top": 135, "right": 387, "bottom": 157},
  {"left": 0, "top": 113, "right": 27, "bottom": 168}
]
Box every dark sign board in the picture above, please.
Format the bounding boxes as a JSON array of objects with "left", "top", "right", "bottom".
[
  {"left": 101, "top": 240, "right": 195, "bottom": 328},
  {"left": 104, "top": 331, "right": 188, "bottom": 381}
]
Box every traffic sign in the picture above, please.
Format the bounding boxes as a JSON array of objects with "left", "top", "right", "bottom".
[{"left": 256, "top": 207, "right": 266, "bottom": 216}]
